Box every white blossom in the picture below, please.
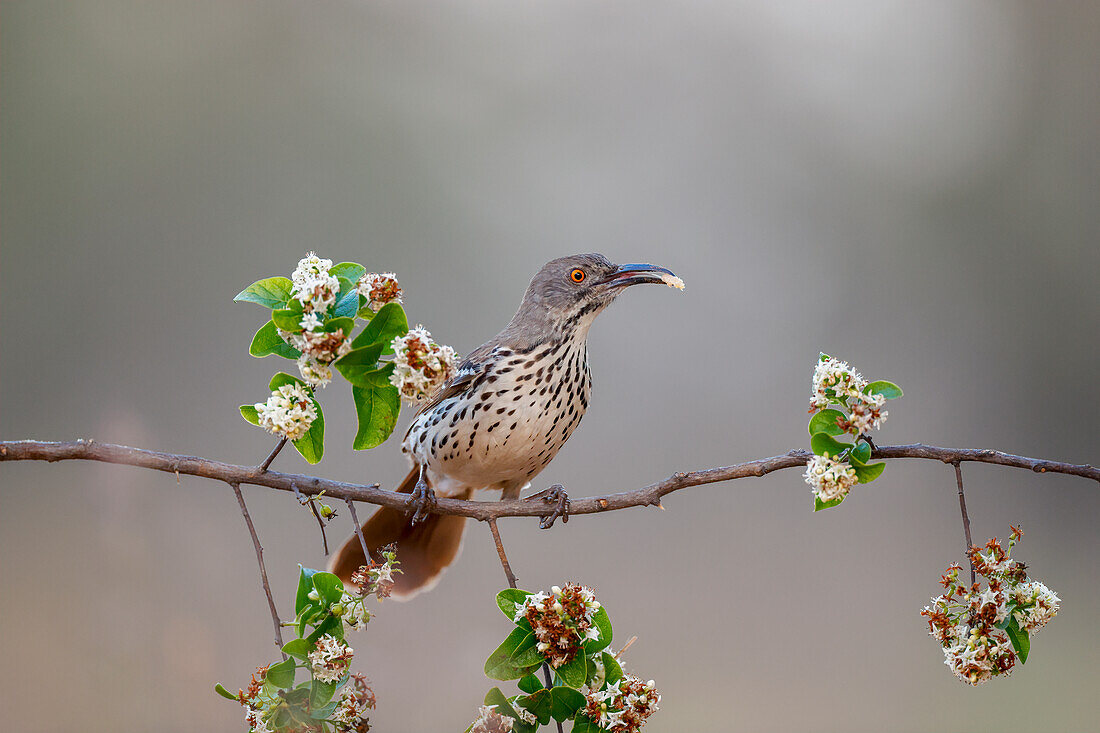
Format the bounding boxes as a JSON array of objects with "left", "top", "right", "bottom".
[
  {"left": 810, "top": 356, "right": 867, "bottom": 411},
  {"left": 1012, "top": 581, "right": 1060, "bottom": 634},
  {"left": 308, "top": 634, "right": 353, "bottom": 683},
  {"left": 803, "top": 454, "right": 858, "bottom": 503},
  {"left": 291, "top": 252, "right": 339, "bottom": 312},
  {"left": 469, "top": 704, "right": 513, "bottom": 733},
  {"left": 390, "top": 325, "right": 457, "bottom": 404},
  {"left": 255, "top": 383, "right": 316, "bottom": 440},
  {"left": 357, "top": 272, "right": 403, "bottom": 313}
]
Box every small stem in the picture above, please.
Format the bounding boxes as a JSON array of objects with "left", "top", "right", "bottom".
[
  {"left": 487, "top": 519, "right": 563, "bottom": 733},
  {"left": 344, "top": 498, "right": 374, "bottom": 566},
  {"left": 953, "top": 462, "right": 976, "bottom": 586},
  {"left": 258, "top": 438, "right": 288, "bottom": 473},
  {"left": 291, "top": 482, "right": 329, "bottom": 555},
  {"left": 231, "top": 482, "right": 286, "bottom": 657},
  {"left": 487, "top": 519, "right": 517, "bottom": 589}
]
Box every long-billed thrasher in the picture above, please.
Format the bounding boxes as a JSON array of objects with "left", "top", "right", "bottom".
[{"left": 330, "top": 253, "right": 682, "bottom": 597}]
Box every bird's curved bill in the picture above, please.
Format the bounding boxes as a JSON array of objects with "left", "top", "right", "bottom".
[{"left": 603, "top": 263, "right": 685, "bottom": 290}]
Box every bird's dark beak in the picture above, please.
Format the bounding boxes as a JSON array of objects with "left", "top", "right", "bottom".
[{"left": 602, "top": 263, "right": 683, "bottom": 289}]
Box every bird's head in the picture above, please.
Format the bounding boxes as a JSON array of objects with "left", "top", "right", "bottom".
[{"left": 509, "top": 253, "right": 683, "bottom": 342}]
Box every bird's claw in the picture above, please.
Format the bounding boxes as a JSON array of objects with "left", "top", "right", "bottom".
[
  {"left": 407, "top": 474, "right": 437, "bottom": 525},
  {"left": 527, "top": 484, "right": 570, "bottom": 529}
]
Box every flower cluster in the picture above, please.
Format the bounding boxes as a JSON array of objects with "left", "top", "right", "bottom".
[
  {"left": 291, "top": 252, "right": 340, "bottom": 313},
  {"left": 920, "top": 527, "right": 1060, "bottom": 685},
  {"left": 803, "top": 454, "right": 858, "bottom": 503},
  {"left": 331, "top": 673, "right": 375, "bottom": 732},
  {"left": 357, "top": 272, "right": 403, "bottom": 313},
  {"left": 468, "top": 704, "right": 514, "bottom": 733},
  {"left": 809, "top": 356, "right": 888, "bottom": 434},
  {"left": 389, "top": 325, "right": 457, "bottom": 404},
  {"left": 282, "top": 328, "right": 354, "bottom": 388},
  {"left": 349, "top": 544, "right": 401, "bottom": 601},
  {"left": 308, "top": 634, "right": 354, "bottom": 683},
  {"left": 245, "top": 706, "right": 273, "bottom": 733},
  {"left": 514, "top": 583, "right": 602, "bottom": 669},
  {"left": 255, "top": 383, "right": 317, "bottom": 440},
  {"left": 583, "top": 675, "right": 660, "bottom": 733}
]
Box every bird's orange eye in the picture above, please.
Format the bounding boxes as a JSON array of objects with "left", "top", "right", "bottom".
[{"left": 570, "top": 268, "right": 586, "bottom": 283}]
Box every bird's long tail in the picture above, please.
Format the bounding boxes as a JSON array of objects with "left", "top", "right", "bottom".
[{"left": 329, "top": 467, "right": 470, "bottom": 600}]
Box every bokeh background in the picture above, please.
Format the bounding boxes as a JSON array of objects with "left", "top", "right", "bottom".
[{"left": 3, "top": 2, "right": 1098, "bottom": 731}]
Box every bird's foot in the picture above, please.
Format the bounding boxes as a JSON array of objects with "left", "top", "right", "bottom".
[
  {"left": 527, "top": 484, "right": 570, "bottom": 529},
  {"left": 406, "top": 474, "right": 437, "bottom": 525}
]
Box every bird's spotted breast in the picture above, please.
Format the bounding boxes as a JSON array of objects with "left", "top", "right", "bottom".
[{"left": 403, "top": 338, "right": 591, "bottom": 489}]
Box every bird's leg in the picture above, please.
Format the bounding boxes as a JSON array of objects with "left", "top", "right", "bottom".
[
  {"left": 406, "top": 465, "right": 437, "bottom": 525},
  {"left": 526, "top": 483, "right": 570, "bottom": 529}
]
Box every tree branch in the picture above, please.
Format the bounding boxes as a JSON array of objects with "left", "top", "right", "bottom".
[{"left": 1, "top": 440, "right": 1096, "bottom": 521}]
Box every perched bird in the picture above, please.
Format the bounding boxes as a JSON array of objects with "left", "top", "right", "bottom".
[{"left": 330, "top": 254, "right": 683, "bottom": 597}]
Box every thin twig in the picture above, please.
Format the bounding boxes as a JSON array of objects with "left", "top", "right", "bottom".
[
  {"left": 291, "top": 482, "right": 330, "bottom": 555},
  {"left": 258, "top": 437, "right": 288, "bottom": 473},
  {"left": 615, "top": 636, "right": 638, "bottom": 661},
  {"left": 230, "top": 482, "right": 286, "bottom": 657},
  {"left": 487, "top": 519, "right": 564, "bottom": 733},
  {"left": 1, "top": 440, "right": 1096, "bottom": 520},
  {"left": 953, "top": 462, "right": 976, "bottom": 585},
  {"left": 344, "top": 498, "right": 373, "bottom": 566},
  {"left": 488, "top": 518, "right": 518, "bottom": 589}
]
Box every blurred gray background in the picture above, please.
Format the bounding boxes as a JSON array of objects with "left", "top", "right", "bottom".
[{"left": 2, "top": 1, "right": 1098, "bottom": 731}]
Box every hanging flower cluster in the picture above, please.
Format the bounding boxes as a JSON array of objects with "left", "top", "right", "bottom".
[
  {"left": 309, "top": 633, "right": 354, "bottom": 683},
  {"left": 357, "top": 272, "right": 403, "bottom": 313},
  {"left": 803, "top": 454, "right": 858, "bottom": 504},
  {"left": 331, "top": 673, "right": 376, "bottom": 732},
  {"left": 390, "top": 325, "right": 457, "bottom": 404},
  {"left": 255, "top": 383, "right": 317, "bottom": 440},
  {"left": 920, "top": 526, "right": 1060, "bottom": 685},
  {"left": 582, "top": 675, "right": 660, "bottom": 733},
  {"left": 513, "top": 584, "right": 602, "bottom": 669},
  {"left": 349, "top": 543, "right": 401, "bottom": 601}
]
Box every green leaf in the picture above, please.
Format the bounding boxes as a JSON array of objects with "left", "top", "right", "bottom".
[
  {"left": 849, "top": 440, "right": 871, "bottom": 466},
  {"left": 351, "top": 367, "right": 400, "bottom": 450},
  {"left": 296, "top": 566, "right": 320, "bottom": 614},
  {"left": 810, "top": 432, "right": 850, "bottom": 458},
  {"left": 331, "top": 262, "right": 366, "bottom": 283},
  {"left": 518, "top": 689, "right": 553, "bottom": 725},
  {"left": 265, "top": 658, "right": 296, "bottom": 688},
  {"left": 240, "top": 404, "right": 260, "bottom": 426},
  {"left": 269, "top": 372, "right": 306, "bottom": 391},
  {"left": 282, "top": 638, "right": 312, "bottom": 661},
  {"left": 813, "top": 495, "right": 845, "bottom": 512},
  {"left": 214, "top": 683, "right": 238, "bottom": 700},
  {"left": 807, "top": 409, "right": 846, "bottom": 437},
  {"left": 292, "top": 399, "right": 324, "bottom": 465},
  {"left": 311, "top": 571, "right": 346, "bottom": 605},
  {"left": 550, "top": 687, "right": 586, "bottom": 722},
  {"left": 334, "top": 343, "right": 385, "bottom": 386},
  {"left": 235, "top": 277, "right": 293, "bottom": 309},
  {"left": 332, "top": 277, "right": 359, "bottom": 319},
  {"left": 572, "top": 716, "right": 602, "bottom": 733},
  {"left": 601, "top": 652, "right": 623, "bottom": 685},
  {"left": 325, "top": 317, "right": 356, "bottom": 335},
  {"left": 306, "top": 614, "right": 343, "bottom": 644},
  {"left": 1006, "top": 617, "right": 1030, "bottom": 664},
  {"left": 351, "top": 302, "right": 408, "bottom": 354},
  {"left": 511, "top": 633, "right": 544, "bottom": 668},
  {"left": 865, "top": 380, "right": 903, "bottom": 400},
  {"left": 250, "top": 321, "right": 301, "bottom": 359},
  {"left": 556, "top": 653, "right": 590, "bottom": 689},
  {"left": 484, "top": 687, "right": 520, "bottom": 717},
  {"left": 585, "top": 607, "right": 612, "bottom": 653},
  {"left": 310, "top": 678, "right": 340, "bottom": 708},
  {"left": 518, "top": 673, "right": 543, "bottom": 694},
  {"left": 485, "top": 627, "right": 540, "bottom": 681},
  {"left": 852, "top": 462, "right": 886, "bottom": 483},
  {"left": 497, "top": 588, "right": 532, "bottom": 620},
  {"left": 272, "top": 308, "right": 305, "bottom": 333}
]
